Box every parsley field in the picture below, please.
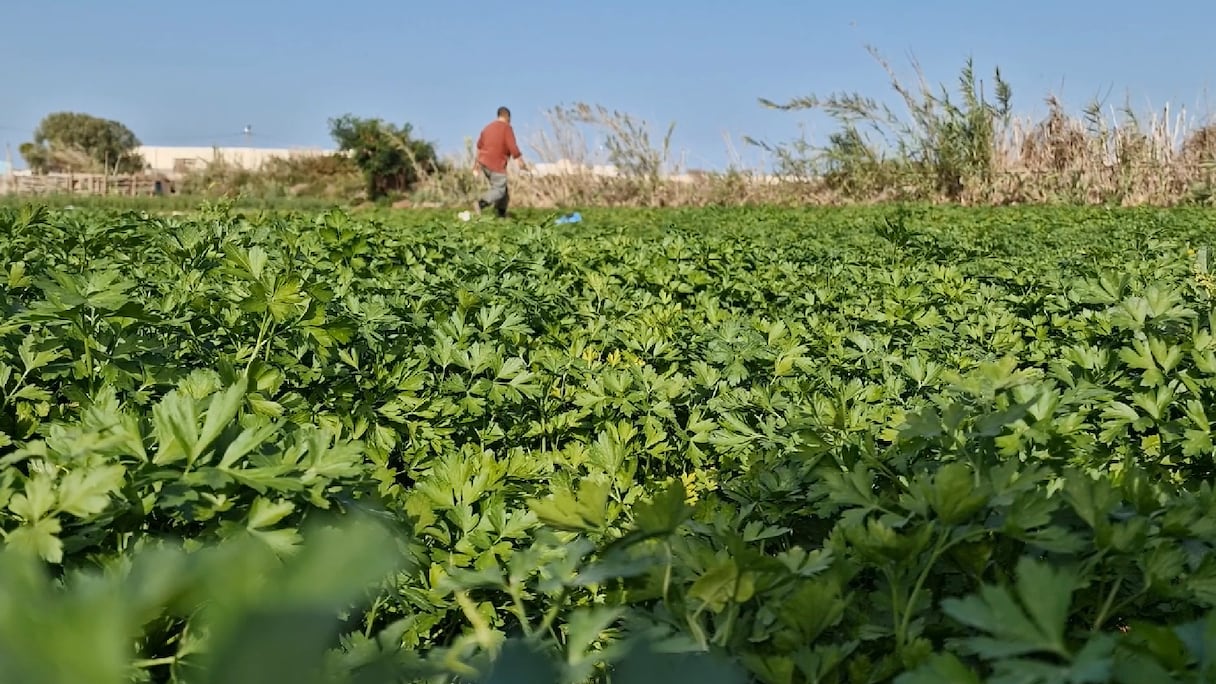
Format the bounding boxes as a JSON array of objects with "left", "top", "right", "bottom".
[{"left": 2, "top": 202, "right": 1216, "bottom": 683}]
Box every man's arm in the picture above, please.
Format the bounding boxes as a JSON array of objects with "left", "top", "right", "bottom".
[{"left": 505, "top": 127, "right": 527, "bottom": 170}]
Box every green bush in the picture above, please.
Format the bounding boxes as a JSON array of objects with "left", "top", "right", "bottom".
[{"left": 328, "top": 115, "right": 445, "bottom": 200}]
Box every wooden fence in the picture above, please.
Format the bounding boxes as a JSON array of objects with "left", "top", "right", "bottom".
[{"left": 0, "top": 173, "right": 169, "bottom": 197}]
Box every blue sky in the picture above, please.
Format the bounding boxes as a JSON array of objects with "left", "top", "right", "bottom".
[{"left": 3, "top": 0, "right": 1216, "bottom": 171}]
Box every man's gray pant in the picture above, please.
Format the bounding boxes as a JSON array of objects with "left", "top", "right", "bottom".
[{"left": 479, "top": 167, "right": 509, "bottom": 216}]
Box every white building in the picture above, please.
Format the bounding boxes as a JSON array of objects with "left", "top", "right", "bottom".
[
  {"left": 135, "top": 145, "right": 335, "bottom": 177},
  {"left": 527, "top": 159, "right": 620, "bottom": 177}
]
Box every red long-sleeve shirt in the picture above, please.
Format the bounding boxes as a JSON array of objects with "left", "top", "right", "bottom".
[{"left": 476, "top": 120, "right": 522, "bottom": 174}]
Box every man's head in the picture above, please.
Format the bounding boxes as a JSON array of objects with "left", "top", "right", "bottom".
[{"left": 496, "top": 106, "right": 511, "bottom": 122}]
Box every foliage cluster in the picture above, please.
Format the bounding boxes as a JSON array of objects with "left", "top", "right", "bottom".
[
  {"left": 3, "top": 203, "right": 1216, "bottom": 682},
  {"left": 19, "top": 112, "right": 146, "bottom": 175},
  {"left": 327, "top": 115, "right": 445, "bottom": 200},
  {"left": 176, "top": 152, "right": 363, "bottom": 201}
]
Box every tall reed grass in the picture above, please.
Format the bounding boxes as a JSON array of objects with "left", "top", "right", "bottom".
[{"left": 178, "top": 48, "right": 1216, "bottom": 209}]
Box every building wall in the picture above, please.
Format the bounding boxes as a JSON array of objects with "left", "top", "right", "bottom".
[
  {"left": 529, "top": 159, "right": 620, "bottom": 177},
  {"left": 135, "top": 146, "right": 334, "bottom": 176}
]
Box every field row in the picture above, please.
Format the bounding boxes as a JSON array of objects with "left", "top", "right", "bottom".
[{"left": 2, "top": 203, "right": 1216, "bottom": 683}]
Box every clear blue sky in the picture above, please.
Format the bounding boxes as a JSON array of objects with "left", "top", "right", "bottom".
[{"left": 3, "top": 0, "right": 1215, "bottom": 171}]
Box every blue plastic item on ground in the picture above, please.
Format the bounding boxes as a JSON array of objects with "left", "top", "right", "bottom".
[{"left": 555, "top": 212, "right": 582, "bottom": 224}]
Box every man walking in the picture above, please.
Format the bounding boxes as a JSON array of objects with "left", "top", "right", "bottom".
[{"left": 473, "top": 106, "right": 528, "bottom": 218}]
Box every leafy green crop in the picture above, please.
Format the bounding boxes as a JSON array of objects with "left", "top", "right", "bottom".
[{"left": 3, "top": 201, "right": 1216, "bottom": 683}]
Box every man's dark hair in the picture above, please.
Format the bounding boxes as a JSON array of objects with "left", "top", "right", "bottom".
[{"left": 497, "top": 106, "right": 511, "bottom": 118}]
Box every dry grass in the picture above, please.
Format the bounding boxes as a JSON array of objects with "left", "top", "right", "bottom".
[
  {"left": 406, "top": 103, "right": 826, "bottom": 209},
  {"left": 982, "top": 97, "right": 1213, "bottom": 205},
  {"left": 171, "top": 52, "right": 1216, "bottom": 208},
  {"left": 177, "top": 154, "right": 363, "bottom": 200},
  {"left": 410, "top": 90, "right": 1216, "bottom": 209},
  {"left": 747, "top": 47, "right": 1216, "bottom": 207}
]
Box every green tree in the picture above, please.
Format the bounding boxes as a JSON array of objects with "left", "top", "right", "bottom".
[
  {"left": 328, "top": 114, "right": 444, "bottom": 200},
  {"left": 19, "top": 112, "right": 145, "bottom": 174}
]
